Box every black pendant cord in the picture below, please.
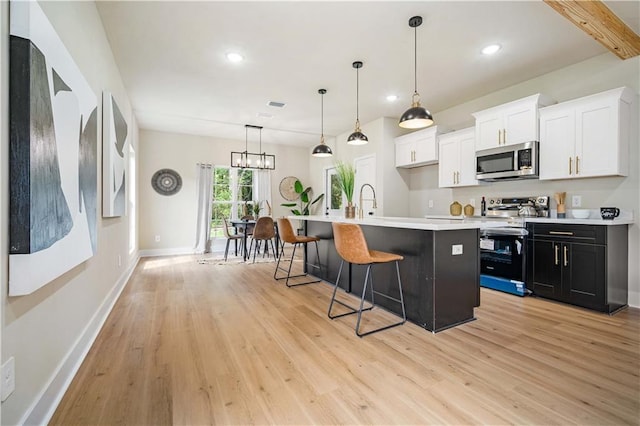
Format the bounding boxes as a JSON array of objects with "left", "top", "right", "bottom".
[
  {"left": 321, "top": 92, "right": 324, "bottom": 139},
  {"left": 413, "top": 23, "right": 418, "bottom": 96},
  {"left": 356, "top": 66, "right": 360, "bottom": 121}
]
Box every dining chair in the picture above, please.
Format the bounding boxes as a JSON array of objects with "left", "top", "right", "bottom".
[
  {"left": 248, "top": 216, "right": 276, "bottom": 263},
  {"left": 222, "top": 217, "right": 244, "bottom": 261},
  {"left": 328, "top": 222, "right": 406, "bottom": 337}
]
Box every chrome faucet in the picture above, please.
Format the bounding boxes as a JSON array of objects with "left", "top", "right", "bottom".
[{"left": 358, "top": 183, "right": 377, "bottom": 219}]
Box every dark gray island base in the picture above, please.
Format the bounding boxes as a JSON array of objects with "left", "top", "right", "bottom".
[{"left": 304, "top": 219, "right": 481, "bottom": 333}]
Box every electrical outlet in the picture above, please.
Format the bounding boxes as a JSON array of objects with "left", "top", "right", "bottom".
[
  {"left": 155, "top": 235, "right": 161, "bottom": 242},
  {"left": 572, "top": 195, "right": 582, "bottom": 207},
  {"left": 469, "top": 198, "right": 476, "bottom": 207},
  {"left": 2, "top": 357, "right": 15, "bottom": 402},
  {"left": 451, "top": 244, "right": 463, "bottom": 255},
  {"left": 428, "top": 200, "right": 434, "bottom": 208}
]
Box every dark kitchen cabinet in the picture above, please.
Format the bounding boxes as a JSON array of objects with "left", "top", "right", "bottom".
[{"left": 526, "top": 223, "right": 627, "bottom": 313}]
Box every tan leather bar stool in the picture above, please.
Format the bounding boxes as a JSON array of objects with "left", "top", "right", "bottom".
[
  {"left": 329, "top": 222, "right": 406, "bottom": 337},
  {"left": 274, "top": 218, "right": 322, "bottom": 287}
]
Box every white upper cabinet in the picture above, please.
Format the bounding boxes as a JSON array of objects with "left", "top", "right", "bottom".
[
  {"left": 438, "top": 127, "right": 478, "bottom": 188},
  {"left": 539, "top": 87, "right": 636, "bottom": 180},
  {"left": 395, "top": 125, "right": 446, "bottom": 168},
  {"left": 473, "top": 93, "right": 555, "bottom": 150}
]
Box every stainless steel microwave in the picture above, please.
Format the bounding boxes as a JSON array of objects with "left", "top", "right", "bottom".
[{"left": 476, "top": 141, "right": 539, "bottom": 181}]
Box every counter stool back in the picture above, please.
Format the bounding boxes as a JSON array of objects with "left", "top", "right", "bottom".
[
  {"left": 274, "top": 218, "right": 322, "bottom": 287},
  {"left": 329, "top": 222, "right": 406, "bottom": 337}
]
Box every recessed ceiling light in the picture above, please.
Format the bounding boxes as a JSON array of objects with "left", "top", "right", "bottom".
[
  {"left": 256, "top": 112, "right": 273, "bottom": 119},
  {"left": 226, "top": 52, "right": 244, "bottom": 62},
  {"left": 481, "top": 44, "right": 501, "bottom": 55},
  {"left": 386, "top": 94, "right": 399, "bottom": 102}
]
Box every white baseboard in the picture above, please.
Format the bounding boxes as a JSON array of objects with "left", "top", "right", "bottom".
[
  {"left": 139, "top": 246, "right": 194, "bottom": 257},
  {"left": 21, "top": 255, "right": 141, "bottom": 426}
]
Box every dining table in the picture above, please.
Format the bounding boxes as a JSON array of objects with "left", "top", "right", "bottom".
[{"left": 230, "top": 218, "right": 280, "bottom": 261}]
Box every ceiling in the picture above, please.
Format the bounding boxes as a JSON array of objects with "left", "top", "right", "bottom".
[{"left": 96, "top": 1, "right": 639, "bottom": 148}]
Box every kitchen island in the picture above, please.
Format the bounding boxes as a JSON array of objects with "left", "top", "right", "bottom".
[{"left": 294, "top": 215, "right": 508, "bottom": 332}]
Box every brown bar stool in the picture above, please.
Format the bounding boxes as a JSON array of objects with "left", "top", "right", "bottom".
[
  {"left": 274, "top": 218, "right": 322, "bottom": 287},
  {"left": 329, "top": 222, "right": 406, "bottom": 337}
]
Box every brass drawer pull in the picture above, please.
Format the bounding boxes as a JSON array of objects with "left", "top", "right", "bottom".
[{"left": 549, "top": 231, "right": 574, "bottom": 236}]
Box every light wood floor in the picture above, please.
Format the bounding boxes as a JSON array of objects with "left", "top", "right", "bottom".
[{"left": 51, "top": 254, "right": 640, "bottom": 425}]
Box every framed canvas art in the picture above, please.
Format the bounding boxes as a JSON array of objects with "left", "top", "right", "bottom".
[
  {"left": 9, "top": 0, "right": 98, "bottom": 296},
  {"left": 102, "top": 91, "right": 128, "bottom": 217}
]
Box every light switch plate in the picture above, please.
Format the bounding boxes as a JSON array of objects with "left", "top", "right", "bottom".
[{"left": 452, "top": 244, "right": 463, "bottom": 255}]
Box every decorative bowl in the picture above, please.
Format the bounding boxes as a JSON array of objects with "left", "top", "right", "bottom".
[{"left": 571, "top": 209, "right": 590, "bottom": 219}]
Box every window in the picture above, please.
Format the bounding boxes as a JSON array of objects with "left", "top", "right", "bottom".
[{"left": 211, "top": 167, "right": 255, "bottom": 238}]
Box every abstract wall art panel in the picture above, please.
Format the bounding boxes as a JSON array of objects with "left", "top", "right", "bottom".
[
  {"left": 9, "top": 0, "right": 98, "bottom": 296},
  {"left": 102, "top": 91, "right": 128, "bottom": 217}
]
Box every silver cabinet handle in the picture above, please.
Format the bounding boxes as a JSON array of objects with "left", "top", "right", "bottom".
[
  {"left": 569, "top": 157, "right": 572, "bottom": 175},
  {"left": 554, "top": 244, "right": 559, "bottom": 265},
  {"left": 576, "top": 156, "right": 580, "bottom": 174},
  {"left": 563, "top": 245, "right": 568, "bottom": 267}
]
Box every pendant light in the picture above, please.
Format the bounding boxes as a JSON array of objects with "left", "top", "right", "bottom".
[
  {"left": 312, "top": 89, "right": 333, "bottom": 157},
  {"left": 399, "top": 16, "right": 434, "bottom": 130},
  {"left": 347, "top": 61, "right": 368, "bottom": 145},
  {"left": 230, "top": 125, "right": 276, "bottom": 170}
]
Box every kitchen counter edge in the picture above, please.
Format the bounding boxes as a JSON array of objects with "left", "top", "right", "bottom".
[{"left": 289, "top": 215, "right": 511, "bottom": 231}]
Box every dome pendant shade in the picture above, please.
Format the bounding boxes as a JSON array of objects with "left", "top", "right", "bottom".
[
  {"left": 312, "top": 136, "right": 333, "bottom": 157},
  {"left": 399, "top": 16, "right": 434, "bottom": 130},
  {"left": 399, "top": 94, "right": 433, "bottom": 129},
  {"left": 312, "top": 88, "right": 333, "bottom": 157},
  {"left": 347, "top": 61, "right": 368, "bottom": 145}
]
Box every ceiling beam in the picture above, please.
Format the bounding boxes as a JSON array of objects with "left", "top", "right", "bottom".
[{"left": 544, "top": 0, "right": 640, "bottom": 60}]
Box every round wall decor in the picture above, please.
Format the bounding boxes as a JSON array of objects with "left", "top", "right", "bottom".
[
  {"left": 279, "top": 176, "right": 300, "bottom": 201},
  {"left": 151, "top": 169, "right": 182, "bottom": 196}
]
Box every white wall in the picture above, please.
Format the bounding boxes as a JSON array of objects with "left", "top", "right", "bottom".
[
  {"left": 1, "top": 2, "right": 138, "bottom": 424},
  {"left": 138, "top": 129, "right": 312, "bottom": 253}
]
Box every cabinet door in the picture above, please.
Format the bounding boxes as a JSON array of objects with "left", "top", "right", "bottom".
[
  {"left": 539, "top": 107, "right": 575, "bottom": 180},
  {"left": 528, "top": 239, "right": 562, "bottom": 300},
  {"left": 475, "top": 113, "right": 502, "bottom": 150},
  {"left": 395, "top": 139, "right": 414, "bottom": 167},
  {"left": 413, "top": 132, "right": 438, "bottom": 165},
  {"left": 575, "top": 98, "right": 620, "bottom": 178},
  {"left": 563, "top": 242, "right": 606, "bottom": 310},
  {"left": 503, "top": 102, "right": 538, "bottom": 146},
  {"left": 457, "top": 131, "right": 478, "bottom": 186},
  {"left": 438, "top": 137, "right": 459, "bottom": 187}
]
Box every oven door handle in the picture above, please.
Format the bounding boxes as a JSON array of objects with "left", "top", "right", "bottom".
[{"left": 480, "top": 228, "right": 529, "bottom": 237}]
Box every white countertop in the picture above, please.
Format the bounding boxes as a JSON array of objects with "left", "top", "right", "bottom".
[
  {"left": 293, "top": 215, "right": 512, "bottom": 231},
  {"left": 426, "top": 213, "right": 634, "bottom": 226},
  {"left": 524, "top": 217, "right": 634, "bottom": 226}
]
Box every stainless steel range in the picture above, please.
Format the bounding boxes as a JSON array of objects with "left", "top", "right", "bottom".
[{"left": 479, "top": 196, "right": 549, "bottom": 296}]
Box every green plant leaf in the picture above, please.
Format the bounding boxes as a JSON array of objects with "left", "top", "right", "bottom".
[
  {"left": 310, "top": 194, "right": 324, "bottom": 205},
  {"left": 281, "top": 203, "right": 297, "bottom": 207},
  {"left": 294, "top": 180, "right": 304, "bottom": 194},
  {"left": 291, "top": 209, "right": 302, "bottom": 215}
]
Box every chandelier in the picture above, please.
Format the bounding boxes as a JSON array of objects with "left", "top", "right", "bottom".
[{"left": 231, "top": 124, "right": 276, "bottom": 170}]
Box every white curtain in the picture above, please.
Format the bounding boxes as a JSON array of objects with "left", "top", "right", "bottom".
[
  {"left": 194, "top": 163, "right": 213, "bottom": 253},
  {"left": 254, "top": 170, "right": 272, "bottom": 216}
]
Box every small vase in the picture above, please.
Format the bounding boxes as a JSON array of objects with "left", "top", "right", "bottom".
[{"left": 345, "top": 203, "right": 356, "bottom": 219}]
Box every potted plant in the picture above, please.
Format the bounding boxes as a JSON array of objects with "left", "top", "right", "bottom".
[
  {"left": 335, "top": 162, "right": 355, "bottom": 218},
  {"left": 252, "top": 201, "right": 261, "bottom": 218},
  {"left": 281, "top": 179, "right": 324, "bottom": 216}
]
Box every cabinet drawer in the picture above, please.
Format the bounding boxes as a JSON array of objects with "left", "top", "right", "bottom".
[{"left": 527, "top": 223, "right": 605, "bottom": 244}]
